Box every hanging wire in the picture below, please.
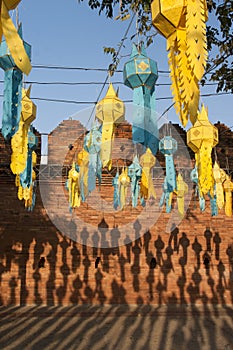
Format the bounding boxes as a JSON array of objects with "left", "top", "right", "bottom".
[{"left": 84, "top": 12, "right": 136, "bottom": 130}]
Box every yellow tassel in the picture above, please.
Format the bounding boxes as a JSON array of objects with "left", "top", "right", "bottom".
[
  {"left": 18, "top": 185, "right": 23, "bottom": 201},
  {"left": 0, "top": 1, "right": 31, "bottom": 75},
  {"left": 186, "top": 0, "right": 208, "bottom": 81},
  {"left": 223, "top": 175, "right": 233, "bottom": 217},
  {"left": 213, "top": 161, "right": 226, "bottom": 209},
  {"left": 176, "top": 172, "right": 188, "bottom": 216},
  {"left": 119, "top": 167, "right": 130, "bottom": 209},
  {"left": 152, "top": 0, "right": 208, "bottom": 126},
  {"left": 197, "top": 142, "right": 215, "bottom": 197}
]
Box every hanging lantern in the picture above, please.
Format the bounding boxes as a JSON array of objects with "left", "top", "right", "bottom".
[
  {"left": 190, "top": 165, "right": 218, "bottom": 216},
  {"left": 151, "top": 0, "right": 208, "bottom": 126},
  {"left": 128, "top": 155, "right": 142, "bottom": 207},
  {"left": 21, "top": 85, "right": 36, "bottom": 124},
  {"left": 67, "top": 162, "right": 81, "bottom": 209},
  {"left": 190, "top": 166, "right": 205, "bottom": 212},
  {"left": 140, "top": 148, "right": 156, "bottom": 200},
  {"left": 223, "top": 175, "right": 233, "bottom": 217},
  {"left": 187, "top": 105, "right": 218, "bottom": 197},
  {"left": 159, "top": 135, "right": 177, "bottom": 190},
  {"left": 159, "top": 176, "right": 173, "bottom": 213},
  {"left": 118, "top": 167, "right": 130, "bottom": 209},
  {"left": 0, "top": 6, "right": 31, "bottom": 75},
  {"left": 159, "top": 134, "right": 177, "bottom": 212},
  {"left": 84, "top": 125, "right": 102, "bottom": 193},
  {"left": 95, "top": 83, "right": 125, "bottom": 170},
  {"left": 10, "top": 86, "right": 36, "bottom": 175},
  {"left": 123, "top": 43, "right": 159, "bottom": 154},
  {"left": 77, "top": 148, "right": 89, "bottom": 201},
  {"left": 175, "top": 172, "right": 188, "bottom": 216},
  {"left": 19, "top": 128, "right": 38, "bottom": 188},
  {"left": 213, "top": 161, "right": 226, "bottom": 210},
  {"left": 0, "top": 24, "right": 31, "bottom": 140}
]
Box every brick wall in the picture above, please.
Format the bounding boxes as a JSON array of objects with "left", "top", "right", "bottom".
[{"left": 0, "top": 120, "right": 232, "bottom": 306}]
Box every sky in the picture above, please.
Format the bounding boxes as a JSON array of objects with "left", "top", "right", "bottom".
[{"left": 0, "top": 0, "right": 232, "bottom": 136}]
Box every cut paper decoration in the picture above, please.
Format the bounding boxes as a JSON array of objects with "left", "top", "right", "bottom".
[
  {"left": 151, "top": 0, "right": 208, "bottom": 126},
  {"left": 123, "top": 43, "right": 159, "bottom": 154},
  {"left": 187, "top": 104, "right": 218, "bottom": 197},
  {"left": 0, "top": 24, "right": 31, "bottom": 139},
  {"left": 128, "top": 155, "right": 142, "bottom": 207},
  {"left": 0, "top": 3, "right": 31, "bottom": 74},
  {"left": 95, "top": 83, "right": 125, "bottom": 170},
  {"left": 84, "top": 125, "right": 102, "bottom": 193},
  {"left": 140, "top": 148, "right": 156, "bottom": 200}
]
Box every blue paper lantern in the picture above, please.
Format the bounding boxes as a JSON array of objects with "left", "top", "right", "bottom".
[
  {"left": 128, "top": 156, "right": 142, "bottom": 207},
  {"left": 84, "top": 125, "right": 102, "bottom": 193},
  {"left": 123, "top": 43, "right": 159, "bottom": 154}
]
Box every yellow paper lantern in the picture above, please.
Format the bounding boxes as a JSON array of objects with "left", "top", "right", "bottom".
[
  {"left": 118, "top": 167, "right": 130, "bottom": 209},
  {"left": 68, "top": 163, "right": 81, "bottom": 208},
  {"left": 187, "top": 105, "right": 218, "bottom": 197},
  {"left": 213, "top": 161, "right": 226, "bottom": 210},
  {"left": 21, "top": 86, "right": 36, "bottom": 125},
  {"left": 95, "top": 83, "right": 125, "bottom": 170},
  {"left": 140, "top": 148, "right": 156, "bottom": 200},
  {"left": 223, "top": 175, "right": 233, "bottom": 217},
  {"left": 151, "top": 0, "right": 208, "bottom": 126},
  {"left": 151, "top": 0, "right": 185, "bottom": 38}
]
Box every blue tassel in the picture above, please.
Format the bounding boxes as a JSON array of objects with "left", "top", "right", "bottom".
[
  {"left": 2, "top": 69, "right": 22, "bottom": 140},
  {"left": 128, "top": 156, "right": 142, "bottom": 207},
  {"left": 165, "top": 155, "right": 177, "bottom": 192},
  {"left": 20, "top": 128, "right": 38, "bottom": 188},
  {"left": 132, "top": 86, "right": 159, "bottom": 154},
  {"left": 84, "top": 125, "right": 102, "bottom": 193},
  {"left": 208, "top": 188, "right": 218, "bottom": 216},
  {"left": 112, "top": 171, "right": 120, "bottom": 210},
  {"left": 159, "top": 177, "right": 172, "bottom": 213},
  {"left": 190, "top": 166, "right": 206, "bottom": 212}
]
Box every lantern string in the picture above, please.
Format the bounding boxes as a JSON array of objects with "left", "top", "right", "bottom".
[{"left": 136, "top": 10, "right": 139, "bottom": 48}]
